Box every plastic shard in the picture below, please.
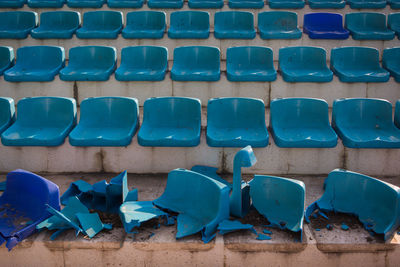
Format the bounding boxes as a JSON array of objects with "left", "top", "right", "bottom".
[
  {"left": 217, "top": 219, "right": 255, "bottom": 235},
  {"left": 256, "top": 233, "right": 271, "bottom": 240}
]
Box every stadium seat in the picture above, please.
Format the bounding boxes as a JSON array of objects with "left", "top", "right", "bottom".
[
  {"left": 59, "top": 46, "right": 116, "bottom": 81},
  {"left": 115, "top": 46, "right": 168, "bottom": 81},
  {"left": 69, "top": 97, "right": 139, "bottom": 147},
  {"left": 188, "top": 0, "right": 223, "bottom": 8},
  {"left": 0, "top": 0, "right": 26, "bottom": 8},
  {"left": 168, "top": 11, "right": 210, "bottom": 39},
  {"left": 0, "top": 46, "right": 14, "bottom": 75},
  {"left": 0, "top": 97, "right": 15, "bottom": 134},
  {"left": 303, "top": 13, "right": 349, "bottom": 39},
  {"left": 268, "top": 0, "right": 305, "bottom": 9},
  {"left": 67, "top": 0, "right": 105, "bottom": 8},
  {"left": 388, "top": 0, "right": 400, "bottom": 8},
  {"left": 147, "top": 0, "right": 183, "bottom": 8},
  {"left": 331, "top": 47, "right": 390, "bottom": 83},
  {"left": 270, "top": 98, "right": 338, "bottom": 148},
  {"left": 258, "top": 11, "right": 301, "bottom": 40},
  {"left": 171, "top": 46, "right": 220, "bottom": 81},
  {"left": 138, "top": 97, "right": 201, "bottom": 147},
  {"left": 76, "top": 11, "right": 123, "bottom": 39},
  {"left": 226, "top": 46, "right": 277, "bottom": 82},
  {"left": 388, "top": 13, "right": 400, "bottom": 39},
  {"left": 31, "top": 11, "right": 80, "bottom": 39},
  {"left": 308, "top": 0, "right": 345, "bottom": 8},
  {"left": 27, "top": 0, "right": 65, "bottom": 8},
  {"left": 345, "top": 13, "right": 395, "bottom": 40},
  {"left": 347, "top": 0, "right": 386, "bottom": 9},
  {"left": 4, "top": 46, "right": 65, "bottom": 82},
  {"left": 207, "top": 98, "right": 269, "bottom": 147},
  {"left": 214, "top": 11, "right": 256, "bottom": 39},
  {"left": 395, "top": 100, "right": 400, "bottom": 129},
  {"left": 279, "top": 46, "right": 333, "bottom": 83},
  {"left": 383, "top": 47, "right": 400, "bottom": 82},
  {"left": 0, "top": 11, "right": 37, "bottom": 39},
  {"left": 122, "top": 11, "right": 166, "bottom": 39},
  {"left": 107, "top": 0, "right": 144, "bottom": 8},
  {"left": 332, "top": 98, "right": 400, "bottom": 148},
  {"left": 228, "top": 0, "right": 264, "bottom": 9},
  {"left": 1, "top": 97, "right": 76, "bottom": 146}
]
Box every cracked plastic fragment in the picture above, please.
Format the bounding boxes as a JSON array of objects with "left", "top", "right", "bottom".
[
  {"left": 60, "top": 180, "right": 93, "bottom": 206},
  {"left": 341, "top": 223, "right": 349, "bottom": 231},
  {"left": 256, "top": 233, "right": 271, "bottom": 240},
  {"left": 263, "top": 229, "right": 272, "bottom": 235},
  {"left": 217, "top": 219, "right": 255, "bottom": 235},
  {"left": 76, "top": 212, "right": 112, "bottom": 238}
]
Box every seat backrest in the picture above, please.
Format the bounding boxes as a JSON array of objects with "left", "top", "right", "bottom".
[
  {"left": 0, "top": 11, "right": 37, "bottom": 29},
  {"left": 304, "top": 13, "right": 344, "bottom": 30},
  {"left": 215, "top": 11, "right": 254, "bottom": 31},
  {"left": 120, "top": 46, "right": 168, "bottom": 70},
  {"left": 126, "top": 11, "right": 166, "bottom": 28},
  {"left": 258, "top": 11, "right": 298, "bottom": 31},
  {"left": 0, "top": 46, "right": 14, "bottom": 71},
  {"left": 173, "top": 46, "right": 220, "bottom": 70},
  {"left": 331, "top": 46, "right": 381, "bottom": 70},
  {"left": 68, "top": 46, "right": 116, "bottom": 69},
  {"left": 345, "top": 12, "right": 387, "bottom": 30},
  {"left": 170, "top": 11, "right": 209, "bottom": 30},
  {"left": 279, "top": 46, "right": 328, "bottom": 70},
  {"left": 83, "top": 11, "right": 123, "bottom": 28},
  {"left": 40, "top": 11, "right": 81, "bottom": 29},
  {"left": 16, "top": 46, "right": 65, "bottom": 70},
  {"left": 0, "top": 97, "right": 14, "bottom": 133},
  {"left": 227, "top": 46, "right": 274, "bottom": 70},
  {"left": 383, "top": 47, "right": 400, "bottom": 70},
  {"left": 388, "top": 13, "right": 400, "bottom": 30}
]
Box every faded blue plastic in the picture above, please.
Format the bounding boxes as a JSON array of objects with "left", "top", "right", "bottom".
[
  {"left": 116, "top": 46, "right": 168, "bottom": 81},
  {"left": 76, "top": 212, "right": 112, "bottom": 238},
  {"left": 331, "top": 47, "right": 390, "bottom": 83},
  {"left": 332, "top": 98, "right": 400, "bottom": 148},
  {"left": 76, "top": 11, "right": 123, "bottom": 39},
  {"left": 0, "top": 11, "right": 37, "bottom": 39},
  {"left": 347, "top": 0, "right": 386, "bottom": 9},
  {"left": 107, "top": 0, "right": 144, "bottom": 8},
  {"left": 69, "top": 97, "right": 139, "bottom": 147},
  {"left": 258, "top": 11, "right": 301, "bottom": 40},
  {"left": 0, "top": 169, "right": 60, "bottom": 250},
  {"left": 188, "top": 0, "right": 223, "bottom": 8},
  {"left": 345, "top": 13, "right": 395, "bottom": 40},
  {"left": 0, "top": 46, "right": 14, "bottom": 75},
  {"left": 138, "top": 97, "right": 201, "bottom": 147},
  {"left": 1, "top": 97, "right": 76, "bottom": 146},
  {"left": 270, "top": 98, "right": 338, "bottom": 148},
  {"left": 388, "top": 13, "right": 400, "bottom": 39},
  {"left": 395, "top": 100, "right": 400, "bottom": 129},
  {"left": 228, "top": 0, "right": 264, "bottom": 8},
  {"left": 0, "top": 97, "right": 14, "bottom": 135},
  {"left": 303, "top": 13, "right": 349, "bottom": 39},
  {"left": 31, "top": 11, "right": 80, "bottom": 39},
  {"left": 279, "top": 46, "right": 333, "bottom": 83},
  {"left": 383, "top": 47, "right": 400, "bottom": 82},
  {"left": 389, "top": 0, "right": 400, "bottom": 8},
  {"left": 226, "top": 46, "right": 277, "bottom": 82},
  {"left": 168, "top": 11, "right": 210, "bottom": 39},
  {"left": 306, "top": 169, "right": 400, "bottom": 241},
  {"left": 4, "top": 46, "right": 64, "bottom": 82},
  {"left": 171, "top": 46, "right": 220, "bottom": 81},
  {"left": 147, "top": 0, "right": 183, "bottom": 8},
  {"left": 0, "top": 0, "right": 26, "bottom": 8},
  {"left": 122, "top": 11, "right": 166, "bottom": 39},
  {"left": 308, "top": 0, "right": 345, "bottom": 8},
  {"left": 207, "top": 98, "right": 269, "bottom": 147},
  {"left": 67, "top": 0, "right": 105, "bottom": 8},
  {"left": 214, "top": 11, "right": 256, "bottom": 39},
  {"left": 268, "top": 0, "right": 305, "bottom": 9},
  {"left": 60, "top": 46, "right": 116, "bottom": 81},
  {"left": 27, "top": 0, "right": 65, "bottom": 8}
]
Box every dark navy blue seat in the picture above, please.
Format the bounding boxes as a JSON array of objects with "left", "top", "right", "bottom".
[
  {"left": 308, "top": 0, "right": 345, "bottom": 8},
  {"left": 76, "top": 11, "right": 123, "bottom": 39},
  {"left": 59, "top": 46, "right": 116, "bottom": 81},
  {"left": 332, "top": 98, "right": 400, "bottom": 148},
  {"left": 226, "top": 46, "right": 277, "bottom": 82},
  {"left": 107, "top": 0, "right": 144, "bottom": 8},
  {"left": 214, "top": 11, "right": 256, "bottom": 39},
  {"left": 383, "top": 47, "right": 400, "bottom": 82},
  {"left": 270, "top": 98, "right": 337, "bottom": 148},
  {"left": 388, "top": 13, "right": 400, "bottom": 39},
  {"left": 122, "top": 11, "right": 166, "bottom": 39},
  {"left": 138, "top": 97, "right": 201, "bottom": 147},
  {"left": 147, "top": 0, "right": 183, "bottom": 8},
  {"left": 331, "top": 47, "right": 389, "bottom": 83},
  {"left": 0, "top": 97, "right": 15, "bottom": 135},
  {"left": 0, "top": 46, "right": 14, "bottom": 75},
  {"left": 347, "top": 0, "right": 386, "bottom": 9},
  {"left": 168, "top": 11, "right": 209, "bottom": 39},
  {"left": 345, "top": 13, "right": 395, "bottom": 40},
  {"left": 0, "top": 0, "right": 26, "bottom": 8},
  {"left": 228, "top": 0, "right": 264, "bottom": 8},
  {"left": 388, "top": 0, "right": 400, "bottom": 8},
  {"left": 188, "top": 0, "right": 223, "bottom": 8},
  {"left": 258, "top": 11, "right": 301, "bottom": 39},
  {"left": 0, "top": 11, "right": 37, "bottom": 39},
  {"left": 303, "top": 13, "right": 349, "bottom": 39},
  {"left": 27, "top": 0, "right": 65, "bottom": 7},
  {"left": 268, "top": 0, "right": 305, "bottom": 9},
  {"left": 67, "top": 0, "right": 105, "bottom": 8},
  {"left": 115, "top": 46, "right": 168, "bottom": 81},
  {"left": 69, "top": 97, "right": 139, "bottom": 147},
  {"left": 4, "top": 46, "right": 64, "bottom": 82},
  {"left": 1, "top": 97, "right": 76, "bottom": 146},
  {"left": 31, "top": 11, "right": 80, "bottom": 39},
  {"left": 207, "top": 97, "right": 269, "bottom": 147}
]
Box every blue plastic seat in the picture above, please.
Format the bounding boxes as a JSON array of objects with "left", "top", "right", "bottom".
[
  {"left": 258, "top": 11, "right": 301, "bottom": 40},
  {"left": 69, "top": 97, "right": 139, "bottom": 147},
  {"left": 0, "top": 97, "right": 15, "bottom": 134},
  {"left": 1, "top": 97, "right": 76, "bottom": 146},
  {"left": 31, "top": 11, "right": 80, "bottom": 39},
  {"left": 279, "top": 46, "right": 333, "bottom": 83},
  {"left": 0, "top": 0, "right": 26, "bottom": 8},
  {"left": 107, "top": 0, "right": 144, "bottom": 8},
  {"left": 4, "top": 46, "right": 65, "bottom": 82},
  {"left": 308, "top": 0, "right": 345, "bottom": 8},
  {"left": 67, "top": 0, "right": 105, "bottom": 8},
  {"left": 303, "top": 13, "right": 349, "bottom": 39},
  {"left": 27, "top": 0, "right": 65, "bottom": 7},
  {"left": 395, "top": 100, "right": 400, "bottom": 129},
  {"left": 122, "top": 11, "right": 166, "bottom": 39},
  {"left": 383, "top": 47, "right": 400, "bottom": 83},
  {"left": 60, "top": 46, "right": 116, "bottom": 81},
  {"left": 388, "top": 13, "right": 400, "bottom": 39},
  {"left": 168, "top": 11, "right": 210, "bottom": 39},
  {"left": 331, "top": 47, "right": 389, "bottom": 83},
  {"left": 76, "top": 11, "right": 123, "bottom": 39},
  {"left": 138, "top": 97, "right": 201, "bottom": 147},
  {"left": 188, "top": 0, "right": 223, "bottom": 8},
  {"left": 347, "top": 0, "right": 386, "bottom": 9},
  {"left": 228, "top": 0, "right": 264, "bottom": 8},
  {"left": 115, "top": 46, "right": 168, "bottom": 82},
  {"left": 226, "top": 46, "right": 277, "bottom": 82},
  {"left": 0, "top": 46, "right": 14, "bottom": 75},
  {"left": 207, "top": 98, "right": 269, "bottom": 147},
  {"left": 270, "top": 98, "right": 337, "bottom": 148},
  {"left": 268, "top": 0, "right": 305, "bottom": 9},
  {"left": 332, "top": 98, "right": 400, "bottom": 148},
  {"left": 171, "top": 46, "right": 220, "bottom": 81},
  {"left": 0, "top": 11, "right": 37, "bottom": 39},
  {"left": 345, "top": 13, "right": 395, "bottom": 40},
  {"left": 214, "top": 11, "right": 256, "bottom": 39},
  {"left": 388, "top": 0, "right": 400, "bottom": 8},
  {"left": 147, "top": 0, "right": 183, "bottom": 8}
]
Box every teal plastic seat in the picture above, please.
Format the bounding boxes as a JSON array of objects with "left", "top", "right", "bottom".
[
  {"left": 214, "top": 11, "right": 256, "bottom": 39},
  {"left": 31, "top": 11, "right": 81, "bottom": 39},
  {"left": 0, "top": 11, "right": 37, "bottom": 39},
  {"left": 188, "top": 0, "right": 223, "bottom": 8},
  {"left": 0, "top": 46, "right": 14, "bottom": 75},
  {"left": 207, "top": 98, "right": 269, "bottom": 147},
  {"left": 122, "top": 11, "right": 166, "bottom": 39},
  {"left": 0, "top": 0, "right": 26, "bottom": 8},
  {"left": 270, "top": 98, "right": 338, "bottom": 148},
  {"left": 331, "top": 47, "right": 389, "bottom": 83},
  {"left": 268, "top": 0, "right": 305, "bottom": 9},
  {"left": 168, "top": 11, "right": 210, "bottom": 39},
  {"left": 383, "top": 47, "right": 400, "bottom": 82},
  {"left": 226, "top": 46, "right": 277, "bottom": 82},
  {"left": 0, "top": 97, "right": 15, "bottom": 134},
  {"left": 27, "top": 0, "right": 65, "bottom": 7},
  {"left": 138, "top": 97, "right": 201, "bottom": 147},
  {"left": 115, "top": 46, "right": 168, "bottom": 81},
  {"left": 4, "top": 46, "right": 65, "bottom": 82},
  {"left": 308, "top": 0, "right": 345, "bottom": 8},
  {"left": 147, "top": 0, "right": 183, "bottom": 8},
  {"left": 395, "top": 100, "right": 400, "bottom": 129},
  {"left": 171, "top": 46, "right": 220, "bottom": 81},
  {"left": 345, "top": 13, "right": 395, "bottom": 40},
  {"left": 60, "top": 46, "right": 116, "bottom": 81},
  {"left": 69, "top": 97, "right": 139, "bottom": 147},
  {"left": 67, "top": 0, "right": 105, "bottom": 8},
  {"left": 389, "top": 0, "right": 400, "bottom": 8},
  {"left": 279, "top": 46, "right": 333, "bottom": 83},
  {"left": 107, "top": 0, "right": 144, "bottom": 8},
  {"left": 76, "top": 11, "right": 123, "bottom": 39},
  {"left": 258, "top": 11, "right": 301, "bottom": 40},
  {"left": 332, "top": 98, "right": 400, "bottom": 148},
  {"left": 388, "top": 13, "right": 400, "bottom": 39},
  {"left": 228, "top": 0, "right": 264, "bottom": 8},
  {"left": 1, "top": 97, "right": 76, "bottom": 146},
  {"left": 347, "top": 0, "right": 386, "bottom": 9}
]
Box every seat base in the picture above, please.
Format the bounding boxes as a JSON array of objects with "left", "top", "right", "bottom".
[
  {"left": 138, "top": 127, "right": 200, "bottom": 147},
  {"left": 259, "top": 29, "right": 302, "bottom": 40},
  {"left": 207, "top": 127, "right": 269, "bottom": 147},
  {"left": 122, "top": 29, "right": 164, "bottom": 39},
  {"left": 271, "top": 127, "right": 338, "bottom": 148}
]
